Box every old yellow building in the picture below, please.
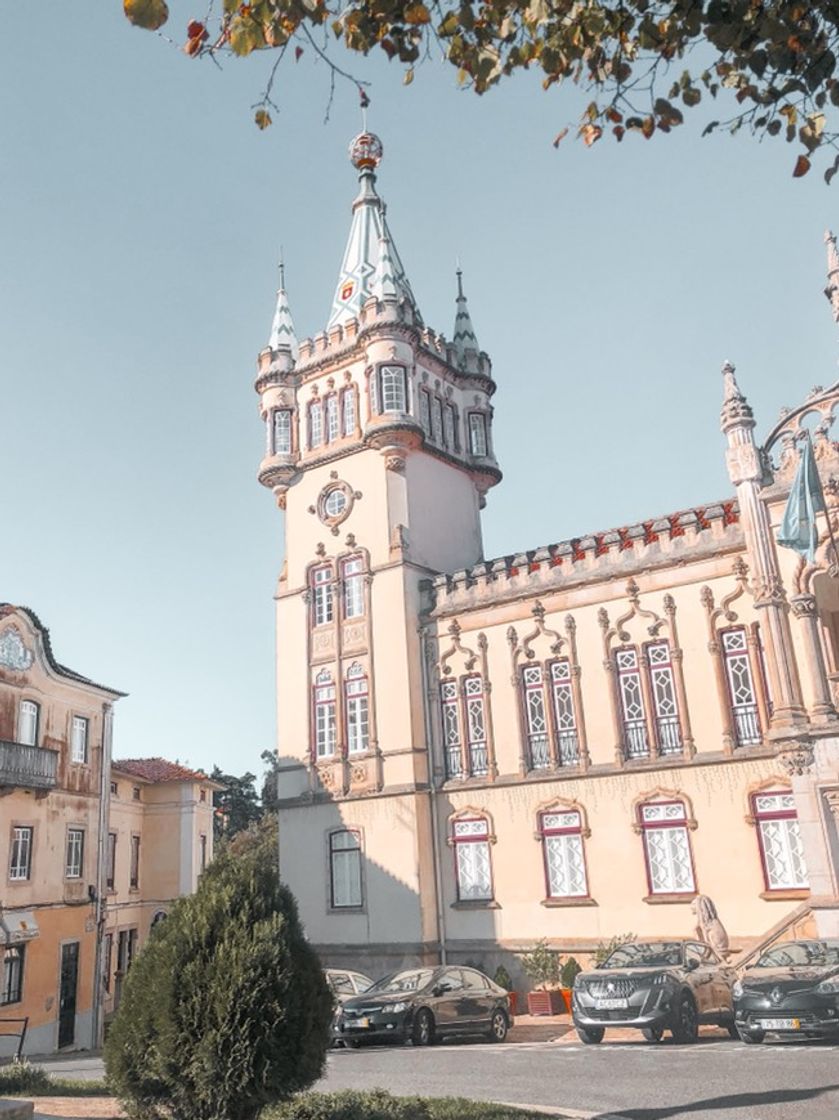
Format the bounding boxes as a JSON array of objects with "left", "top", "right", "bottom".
[
  {"left": 0, "top": 605, "right": 217, "bottom": 1055},
  {"left": 256, "top": 134, "right": 839, "bottom": 988}
]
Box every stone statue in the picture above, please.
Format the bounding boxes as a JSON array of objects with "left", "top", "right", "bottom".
[{"left": 691, "top": 895, "right": 730, "bottom": 956}]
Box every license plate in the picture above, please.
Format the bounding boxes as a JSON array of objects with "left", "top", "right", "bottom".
[
  {"left": 756, "top": 1018, "right": 800, "bottom": 1030},
  {"left": 595, "top": 998, "right": 628, "bottom": 1010},
  {"left": 346, "top": 1017, "right": 370, "bottom": 1029}
]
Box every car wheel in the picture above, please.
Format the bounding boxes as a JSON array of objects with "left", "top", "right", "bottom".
[
  {"left": 412, "top": 1008, "right": 435, "bottom": 1047},
  {"left": 737, "top": 1028, "right": 765, "bottom": 1045},
  {"left": 671, "top": 994, "right": 699, "bottom": 1044},
  {"left": 726, "top": 1023, "right": 740, "bottom": 1040},
  {"left": 577, "top": 1025, "right": 605, "bottom": 1044},
  {"left": 345, "top": 1039, "right": 362, "bottom": 1049},
  {"left": 642, "top": 1027, "right": 664, "bottom": 1043},
  {"left": 487, "top": 1010, "right": 508, "bottom": 1043}
]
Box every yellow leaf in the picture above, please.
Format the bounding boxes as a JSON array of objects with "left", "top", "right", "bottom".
[
  {"left": 254, "top": 108, "right": 272, "bottom": 130},
  {"left": 580, "top": 124, "right": 602, "bottom": 147},
  {"left": 404, "top": 68, "right": 415, "bottom": 85},
  {"left": 552, "top": 127, "right": 569, "bottom": 148},
  {"left": 793, "top": 155, "right": 811, "bottom": 178},
  {"left": 404, "top": 3, "right": 431, "bottom": 25},
  {"left": 123, "top": 0, "right": 169, "bottom": 31}
]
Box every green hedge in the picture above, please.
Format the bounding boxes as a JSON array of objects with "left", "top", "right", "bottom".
[
  {"left": 267, "top": 1091, "right": 550, "bottom": 1120},
  {"left": 0, "top": 1062, "right": 110, "bottom": 1097}
]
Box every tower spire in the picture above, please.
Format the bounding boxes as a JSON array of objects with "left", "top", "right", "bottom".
[
  {"left": 825, "top": 229, "right": 839, "bottom": 324},
  {"left": 327, "top": 133, "right": 419, "bottom": 330},
  {"left": 374, "top": 231, "right": 399, "bottom": 301},
  {"left": 452, "top": 266, "right": 480, "bottom": 371},
  {"left": 268, "top": 254, "right": 299, "bottom": 363}
]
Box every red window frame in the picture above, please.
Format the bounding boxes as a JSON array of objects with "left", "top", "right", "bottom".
[
  {"left": 312, "top": 670, "right": 337, "bottom": 760},
  {"left": 539, "top": 809, "right": 589, "bottom": 899},
  {"left": 345, "top": 666, "right": 369, "bottom": 755},
  {"left": 637, "top": 800, "right": 697, "bottom": 897},
  {"left": 451, "top": 816, "right": 493, "bottom": 902},
  {"left": 751, "top": 790, "right": 808, "bottom": 892}
]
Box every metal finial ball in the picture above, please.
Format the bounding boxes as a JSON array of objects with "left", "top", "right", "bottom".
[{"left": 349, "top": 132, "right": 383, "bottom": 170}]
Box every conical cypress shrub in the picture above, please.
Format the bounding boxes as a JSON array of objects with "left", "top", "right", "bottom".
[{"left": 105, "top": 827, "right": 333, "bottom": 1120}]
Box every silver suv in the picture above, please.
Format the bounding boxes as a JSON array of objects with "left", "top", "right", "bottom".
[{"left": 572, "top": 939, "right": 738, "bottom": 1044}]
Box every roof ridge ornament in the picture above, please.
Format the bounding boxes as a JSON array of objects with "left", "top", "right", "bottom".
[{"left": 720, "top": 359, "right": 754, "bottom": 430}]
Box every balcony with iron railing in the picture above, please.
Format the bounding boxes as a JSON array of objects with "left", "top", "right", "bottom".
[
  {"left": 528, "top": 733, "right": 551, "bottom": 770},
  {"left": 733, "top": 703, "right": 762, "bottom": 746},
  {"left": 656, "top": 715, "right": 683, "bottom": 756},
  {"left": 0, "top": 740, "right": 58, "bottom": 791}
]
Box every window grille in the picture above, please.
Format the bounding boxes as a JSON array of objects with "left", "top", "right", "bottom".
[
  {"left": 379, "top": 366, "right": 406, "bottom": 412},
  {"left": 639, "top": 802, "right": 695, "bottom": 895},
  {"left": 616, "top": 648, "right": 649, "bottom": 758},
  {"left": 314, "top": 670, "right": 337, "bottom": 759},
  {"left": 440, "top": 679, "right": 463, "bottom": 778},
  {"left": 646, "top": 642, "right": 683, "bottom": 754},
  {"left": 71, "top": 716, "right": 88, "bottom": 764},
  {"left": 549, "top": 660, "right": 579, "bottom": 765},
  {"left": 9, "top": 826, "right": 32, "bottom": 881},
  {"left": 444, "top": 404, "right": 457, "bottom": 450},
  {"left": 311, "top": 566, "right": 334, "bottom": 628},
  {"left": 468, "top": 413, "right": 487, "bottom": 457},
  {"left": 345, "top": 664, "right": 369, "bottom": 755},
  {"left": 452, "top": 818, "right": 493, "bottom": 901},
  {"left": 464, "top": 675, "right": 489, "bottom": 777},
  {"left": 1, "top": 946, "right": 24, "bottom": 1006},
  {"left": 341, "top": 386, "right": 356, "bottom": 436},
  {"left": 309, "top": 400, "right": 324, "bottom": 448},
  {"left": 18, "top": 700, "right": 39, "bottom": 747},
  {"left": 722, "top": 628, "right": 761, "bottom": 745},
  {"left": 753, "top": 791, "right": 809, "bottom": 891},
  {"left": 418, "top": 388, "right": 431, "bottom": 434},
  {"left": 521, "top": 665, "right": 550, "bottom": 769},
  {"left": 66, "top": 829, "right": 84, "bottom": 879},
  {"left": 540, "top": 811, "right": 588, "bottom": 898},
  {"left": 272, "top": 409, "right": 292, "bottom": 455},
  {"left": 325, "top": 395, "right": 339, "bottom": 443},
  {"left": 342, "top": 557, "right": 364, "bottom": 619},
  {"left": 330, "top": 830, "right": 363, "bottom": 908}
]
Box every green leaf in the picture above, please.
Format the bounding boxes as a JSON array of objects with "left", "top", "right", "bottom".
[
  {"left": 229, "top": 18, "right": 266, "bottom": 56},
  {"left": 123, "top": 0, "right": 169, "bottom": 31}
]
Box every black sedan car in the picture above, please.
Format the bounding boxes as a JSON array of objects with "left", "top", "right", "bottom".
[
  {"left": 734, "top": 939, "right": 839, "bottom": 1043},
  {"left": 572, "top": 939, "right": 738, "bottom": 1044},
  {"left": 335, "top": 965, "right": 512, "bottom": 1047}
]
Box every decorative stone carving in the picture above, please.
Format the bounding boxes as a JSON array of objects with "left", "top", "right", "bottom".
[
  {"left": 790, "top": 594, "right": 818, "bottom": 618},
  {"left": 691, "top": 895, "right": 730, "bottom": 956},
  {"left": 385, "top": 453, "right": 406, "bottom": 472},
  {"left": 824, "top": 789, "right": 839, "bottom": 822},
  {"left": 778, "top": 742, "right": 816, "bottom": 776},
  {"left": 725, "top": 444, "right": 762, "bottom": 484},
  {"left": 0, "top": 627, "right": 34, "bottom": 671}
]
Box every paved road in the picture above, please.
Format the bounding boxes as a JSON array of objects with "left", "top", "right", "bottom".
[{"left": 33, "top": 1036, "right": 839, "bottom": 1120}]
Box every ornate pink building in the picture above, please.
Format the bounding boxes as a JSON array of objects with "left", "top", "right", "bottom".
[{"left": 255, "top": 133, "right": 839, "bottom": 984}]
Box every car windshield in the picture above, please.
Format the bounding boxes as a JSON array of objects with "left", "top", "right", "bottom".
[
  {"left": 600, "top": 942, "right": 684, "bottom": 969},
  {"left": 353, "top": 975, "right": 373, "bottom": 993},
  {"left": 755, "top": 941, "right": 839, "bottom": 968},
  {"left": 368, "top": 969, "right": 434, "bottom": 994}
]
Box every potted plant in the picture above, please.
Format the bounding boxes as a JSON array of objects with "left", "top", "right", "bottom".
[
  {"left": 493, "top": 964, "right": 517, "bottom": 1015},
  {"left": 520, "top": 939, "right": 564, "bottom": 1016},
  {"left": 559, "top": 956, "right": 582, "bottom": 1013}
]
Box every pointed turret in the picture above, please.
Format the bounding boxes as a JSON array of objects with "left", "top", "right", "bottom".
[
  {"left": 452, "top": 267, "right": 480, "bottom": 372},
  {"left": 825, "top": 229, "right": 839, "bottom": 324},
  {"left": 268, "top": 260, "right": 299, "bottom": 364},
  {"left": 327, "top": 132, "right": 419, "bottom": 330}
]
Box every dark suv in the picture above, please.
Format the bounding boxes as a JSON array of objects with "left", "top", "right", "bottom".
[
  {"left": 572, "top": 939, "right": 738, "bottom": 1044},
  {"left": 734, "top": 939, "right": 839, "bottom": 1043}
]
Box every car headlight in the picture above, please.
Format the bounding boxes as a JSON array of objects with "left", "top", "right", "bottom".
[
  {"left": 732, "top": 980, "right": 744, "bottom": 999},
  {"left": 816, "top": 978, "right": 839, "bottom": 994},
  {"left": 389, "top": 1001, "right": 409, "bottom": 1014},
  {"left": 652, "top": 973, "right": 675, "bottom": 987}
]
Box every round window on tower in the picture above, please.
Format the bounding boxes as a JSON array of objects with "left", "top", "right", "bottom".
[{"left": 317, "top": 480, "right": 357, "bottom": 533}]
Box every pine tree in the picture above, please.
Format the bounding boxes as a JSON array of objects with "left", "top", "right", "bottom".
[{"left": 105, "top": 826, "right": 333, "bottom": 1120}]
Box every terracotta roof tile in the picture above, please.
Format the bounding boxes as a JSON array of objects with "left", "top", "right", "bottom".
[{"left": 112, "top": 757, "right": 212, "bottom": 784}]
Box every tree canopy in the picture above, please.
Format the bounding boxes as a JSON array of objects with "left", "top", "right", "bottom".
[{"left": 125, "top": 0, "right": 839, "bottom": 179}]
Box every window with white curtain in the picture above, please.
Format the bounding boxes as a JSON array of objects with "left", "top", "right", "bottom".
[
  {"left": 345, "top": 664, "right": 369, "bottom": 755},
  {"left": 18, "top": 700, "right": 39, "bottom": 747},
  {"left": 753, "top": 791, "right": 808, "bottom": 891},
  {"left": 342, "top": 556, "right": 364, "bottom": 619},
  {"left": 330, "top": 830, "right": 363, "bottom": 908},
  {"left": 452, "top": 817, "right": 493, "bottom": 901},
  {"left": 379, "top": 366, "right": 407, "bottom": 412},
  {"left": 272, "top": 409, "right": 292, "bottom": 454},
  {"left": 314, "top": 670, "right": 337, "bottom": 759},
  {"left": 638, "top": 802, "right": 695, "bottom": 895},
  {"left": 341, "top": 386, "right": 356, "bottom": 436},
  {"left": 71, "top": 716, "right": 88, "bottom": 764},
  {"left": 540, "top": 811, "right": 588, "bottom": 898}
]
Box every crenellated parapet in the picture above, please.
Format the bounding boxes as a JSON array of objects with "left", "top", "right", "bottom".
[{"left": 425, "top": 500, "right": 741, "bottom": 614}]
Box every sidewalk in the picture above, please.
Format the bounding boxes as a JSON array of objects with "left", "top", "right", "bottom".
[{"left": 509, "top": 1013, "right": 573, "bottom": 1043}]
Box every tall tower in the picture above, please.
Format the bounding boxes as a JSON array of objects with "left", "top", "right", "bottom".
[{"left": 255, "top": 133, "right": 501, "bottom": 966}]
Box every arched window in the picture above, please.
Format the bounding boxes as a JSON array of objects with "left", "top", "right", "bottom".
[
  {"left": 521, "top": 666, "right": 550, "bottom": 769},
  {"left": 342, "top": 556, "right": 365, "bottom": 619},
  {"left": 313, "top": 669, "right": 337, "bottom": 759},
  {"left": 646, "top": 641, "right": 682, "bottom": 754},
  {"left": 451, "top": 816, "right": 493, "bottom": 902},
  {"left": 468, "top": 412, "right": 487, "bottom": 457},
  {"left": 345, "top": 663, "right": 369, "bottom": 755},
  {"left": 443, "top": 403, "right": 457, "bottom": 450},
  {"left": 272, "top": 409, "right": 292, "bottom": 455},
  {"left": 308, "top": 400, "right": 324, "bottom": 448},
  {"left": 329, "top": 830, "right": 363, "bottom": 908},
  {"left": 439, "top": 676, "right": 488, "bottom": 779},
  {"left": 379, "top": 365, "right": 406, "bottom": 413},
  {"left": 310, "top": 565, "right": 334, "bottom": 628},
  {"left": 463, "top": 676, "right": 488, "bottom": 777},
  {"left": 616, "top": 647, "right": 649, "bottom": 758},
  {"left": 325, "top": 395, "right": 339, "bottom": 443},
  {"left": 638, "top": 800, "right": 696, "bottom": 896},
  {"left": 341, "top": 385, "right": 356, "bottom": 436},
  {"left": 539, "top": 809, "right": 588, "bottom": 899},
  {"left": 18, "top": 700, "right": 39, "bottom": 747},
  {"left": 549, "top": 660, "right": 579, "bottom": 766},
  {"left": 440, "top": 679, "right": 462, "bottom": 778},
  {"left": 752, "top": 790, "right": 808, "bottom": 892},
  {"left": 722, "top": 628, "right": 761, "bottom": 745},
  {"left": 616, "top": 643, "right": 683, "bottom": 759}
]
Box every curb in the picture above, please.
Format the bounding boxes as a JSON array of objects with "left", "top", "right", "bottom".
[
  {"left": 0, "top": 1101, "right": 34, "bottom": 1120},
  {"left": 497, "top": 1103, "right": 631, "bottom": 1120}
]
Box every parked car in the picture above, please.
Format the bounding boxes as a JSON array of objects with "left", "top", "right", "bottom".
[
  {"left": 733, "top": 939, "right": 839, "bottom": 1043},
  {"left": 572, "top": 939, "right": 738, "bottom": 1044},
  {"left": 325, "top": 968, "right": 375, "bottom": 1002},
  {"left": 336, "top": 965, "right": 513, "bottom": 1047}
]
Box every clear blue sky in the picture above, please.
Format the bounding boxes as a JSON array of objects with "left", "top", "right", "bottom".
[{"left": 2, "top": 4, "right": 837, "bottom": 780}]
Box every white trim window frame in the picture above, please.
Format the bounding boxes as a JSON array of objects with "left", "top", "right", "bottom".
[
  {"left": 549, "top": 660, "right": 579, "bottom": 766},
  {"left": 540, "top": 811, "right": 588, "bottom": 899},
  {"left": 308, "top": 399, "right": 324, "bottom": 448},
  {"left": 272, "top": 408, "right": 292, "bottom": 455},
  {"left": 329, "top": 829, "right": 363, "bottom": 908},
  {"left": 18, "top": 700, "right": 39, "bottom": 747},
  {"left": 325, "top": 394, "right": 339, "bottom": 444},
  {"left": 468, "top": 412, "right": 488, "bottom": 457},
  {"left": 311, "top": 565, "right": 334, "bottom": 628},
  {"left": 70, "top": 716, "right": 89, "bottom": 764},
  {"left": 463, "top": 675, "right": 489, "bottom": 777},
  {"left": 342, "top": 556, "right": 365, "bottom": 619},
  {"left": 753, "top": 791, "right": 809, "bottom": 891},
  {"left": 341, "top": 386, "right": 356, "bottom": 436},
  {"left": 722, "top": 627, "right": 762, "bottom": 746},
  {"left": 314, "top": 670, "right": 337, "bottom": 760},
  {"left": 452, "top": 818, "right": 493, "bottom": 902},
  {"left": 9, "top": 826, "right": 33, "bottom": 881},
  {"left": 440, "top": 680, "right": 463, "bottom": 779},
  {"left": 646, "top": 641, "right": 683, "bottom": 755},
  {"left": 66, "top": 828, "right": 85, "bottom": 879},
  {"left": 345, "top": 664, "right": 369, "bottom": 755},
  {"left": 639, "top": 801, "right": 696, "bottom": 895},
  {"left": 379, "top": 365, "right": 407, "bottom": 413},
  {"left": 521, "top": 665, "right": 550, "bottom": 769}
]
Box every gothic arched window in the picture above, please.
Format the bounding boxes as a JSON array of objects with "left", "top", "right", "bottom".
[
  {"left": 378, "top": 365, "right": 407, "bottom": 413},
  {"left": 313, "top": 669, "right": 337, "bottom": 759},
  {"left": 345, "top": 663, "right": 369, "bottom": 755}
]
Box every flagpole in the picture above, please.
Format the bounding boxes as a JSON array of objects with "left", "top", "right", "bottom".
[{"left": 805, "top": 430, "right": 839, "bottom": 571}]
